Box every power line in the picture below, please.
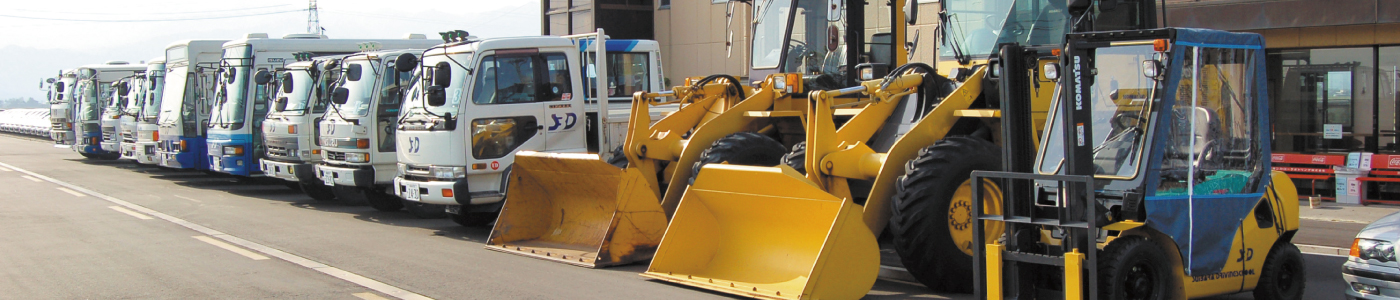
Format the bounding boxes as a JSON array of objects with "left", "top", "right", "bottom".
[
  {"left": 6, "top": 4, "right": 292, "bottom": 16},
  {"left": 0, "top": 9, "right": 306, "bottom": 23}
]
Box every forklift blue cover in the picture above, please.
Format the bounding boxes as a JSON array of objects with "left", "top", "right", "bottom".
[{"left": 1140, "top": 28, "right": 1270, "bottom": 276}]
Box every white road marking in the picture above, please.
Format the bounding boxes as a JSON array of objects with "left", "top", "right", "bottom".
[
  {"left": 0, "top": 162, "right": 434, "bottom": 300},
  {"left": 173, "top": 195, "right": 201, "bottom": 203},
  {"left": 0, "top": 166, "right": 12, "bottom": 172},
  {"left": 193, "top": 236, "right": 270, "bottom": 260},
  {"left": 20, "top": 175, "right": 42, "bottom": 182},
  {"left": 56, "top": 187, "right": 85, "bottom": 197},
  {"left": 353, "top": 292, "right": 391, "bottom": 300},
  {"left": 108, "top": 206, "right": 153, "bottom": 220}
]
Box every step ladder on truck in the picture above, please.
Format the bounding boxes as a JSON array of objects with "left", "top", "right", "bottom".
[
  {"left": 390, "top": 30, "right": 668, "bottom": 227},
  {"left": 972, "top": 28, "right": 1305, "bottom": 299}
]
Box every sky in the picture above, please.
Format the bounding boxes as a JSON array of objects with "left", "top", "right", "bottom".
[{"left": 0, "top": 0, "right": 542, "bottom": 100}]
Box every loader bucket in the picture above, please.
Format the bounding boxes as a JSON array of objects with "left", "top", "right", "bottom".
[
  {"left": 642, "top": 164, "right": 878, "bottom": 300},
  {"left": 486, "top": 152, "right": 669, "bottom": 268}
]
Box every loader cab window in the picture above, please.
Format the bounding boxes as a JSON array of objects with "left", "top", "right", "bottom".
[
  {"left": 751, "top": 0, "right": 792, "bottom": 69},
  {"left": 1036, "top": 44, "right": 1157, "bottom": 179},
  {"left": 473, "top": 52, "right": 571, "bottom": 105},
  {"left": 1155, "top": 45, "right": 1263, "bottom": 196},
  {"left": 940, "top": 0, "right": 1068, "bottom": 59},
  {"left": 584, "top": 52, "right": 650, "bottom": 100}
]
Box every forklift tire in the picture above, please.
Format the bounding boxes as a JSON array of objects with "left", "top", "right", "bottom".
[
  {"left": 783, "top": 141, "right": 806, "bottom": 175},
  {"left": 403, "top": 201, "right": 448, "bottom": 219},
  {"left": 889, "top": 136, "right": 1001, "bottom": 293},
  {"left": 299, "top": 182, "right": 336, "bottom": 201},
  {"left": 1253, "top": 243, "right": 1305, "bottom": 300},
  {"left": 450, "top": 211, "right": 497, "bottom": 227},
  {"left": 363, "top": 189, "right": 404, "bottom": 212},
  {"left": 689, "top": 132, "right": 787, "bottom": 185},
  {"left": 1098, "top": 236, "right": 1171, "bottom": 300}
]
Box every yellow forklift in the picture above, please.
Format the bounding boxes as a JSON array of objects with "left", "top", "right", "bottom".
[{"left": 972, "top": 28, "right": 1304, "bottom": 299}]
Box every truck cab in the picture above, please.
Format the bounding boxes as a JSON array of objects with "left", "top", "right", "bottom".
[
  {"left": 49, "top": 69, "right": 78, "bottom": 145},
  {"left": 261, "top": 55, "right": 343, "bottom": 198},
  {"left": 104, "top": 74, "right": 141, "bottom": 157},
  {"left": 122, "top": 58, "right": 166, "bottom": 164},
  {"left": 71, "top": 62, "right": 145, "bottom": 159},
  {"left": 314, "top": 49, "right": 427, "bottom": 210},
  {"left": 392, "top": 34, "right": 664, "bottom": 225},
  {"left": 156, "top": 39, "right": 231, "bottom": 170},
  {"left": 206, "top": 33, "right": 438, "bottom": 177}
]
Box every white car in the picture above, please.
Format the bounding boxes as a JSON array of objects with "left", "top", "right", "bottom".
[{"left": 1345, "top": 211, "right": 1400, "bottom": 299}]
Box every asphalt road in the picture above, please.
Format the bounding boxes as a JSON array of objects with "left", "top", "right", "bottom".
[{"left": 0, "top": 134, "right": 1358, "bottom": 299}]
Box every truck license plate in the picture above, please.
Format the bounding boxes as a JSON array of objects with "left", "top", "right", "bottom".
[{"left": 403, "top": 182, "right": 420, "bottom": 201}]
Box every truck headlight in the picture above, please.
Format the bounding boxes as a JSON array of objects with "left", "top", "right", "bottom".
[
  {"left": 344, "top": 152, "right": 370, "bottom": 163},
  {"left": 431, "top": 166, "right": 466, "bottom": 179},
  {"left": 1351, "top": 238, "right": 1396, "bottom": 262},
  {"left": 223, "top": 145, "right": 244, "bottom": 156}
]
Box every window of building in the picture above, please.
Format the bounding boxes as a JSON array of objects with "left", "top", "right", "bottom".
[{"left": 1268, "top": 47, "right": 1375, "bottom": 154}]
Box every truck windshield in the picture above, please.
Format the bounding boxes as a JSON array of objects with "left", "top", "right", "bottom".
[
  {"left": 329, "top": 60, "right": 380, "bottom": 118},
  {"left": 158, "top": 66, "right": 189, "bottom": 126},
  {"left": 79, "top": 81, "right": 109, "bottom": 121},
  {"left": 1036, "top": 44, "right": 1157, "bottom": 178},
  {"left": 941, "top": 0, "right": 1069, "bottom": 59},
  {"left": 400, "top": 53, "right": 468, "bottom": 124},
  {"left": 211, "top": 46, "right": 253, "bottom": 129},
  {"left": 143, "top": 70, "right": 165, "bottom": 121},
  {"left": 277, "top": 68, "right": 315, "bottom": 115}
]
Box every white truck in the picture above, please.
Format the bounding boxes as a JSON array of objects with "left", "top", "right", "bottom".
[
  {"left": 121, "top": 58, "right": 166, "bottom": 164},
  {"left": 71, "top": 62, "right": 145, "bottom": 159},
  {"left": 392, "top": 31, "right": 666, "bottom": 226},
  {"left": 260, "top": 55, "right": 344, "bottom": 199},
  {"left": 207, "top": 33, "right": 437, "bottom": 178},
  {"left": 103, "top": 73, "right": 143, "bottom": 158},
  {"left": 312, "top": 48, "right": 438, "bottom": 214},
  {"left": 49, "top": 69, "right": 79, "bottom": 145}
]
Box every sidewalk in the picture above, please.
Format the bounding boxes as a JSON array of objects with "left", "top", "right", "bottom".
[{"left": 1299, "top": 201, "right": 1400, "bottom": 224}]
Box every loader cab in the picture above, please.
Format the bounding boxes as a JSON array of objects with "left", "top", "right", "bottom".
[{"left": 749, "top": 0, "right": 898, "bottom": 88}]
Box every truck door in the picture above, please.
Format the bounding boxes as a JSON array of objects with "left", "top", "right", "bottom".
[
  {"left": 464, "top": 51, "right": 546, "bottom": 171},
  {"left": 540, "top": 52, "right": 584, "bottom": 152}
]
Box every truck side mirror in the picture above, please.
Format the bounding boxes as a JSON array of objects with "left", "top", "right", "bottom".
[
  {"left": 332, "top": 87, "right": 350, "bottom": 105},
  {"left": 426, "top": 86, "right": 447, "bottom": 107},
  {"left": 280, "top": 74, "right": 294, "bottom": 93},
  {"left": 433, "top": 62, "right": 452, "bottom": 88},
  {"left": 224, "top": 67, "right": 237, "bottom": 84},
  {"left": 346, "top": 64, "right": 363, "bottom": 82},
  {"left": 254, "top": 70, "right": 273, "bottom": 85},
  {"left": 117, "top": 82, "right": 130, "bottom": 96},
  {"left": 395, "top": 53, "right": 418, "bottom": 73},
  {"left": 275, "top": 97, "right": 288, "bottom": 112},
  {"left": 56, "top": 84, "right": 65, "bottom": 93}
]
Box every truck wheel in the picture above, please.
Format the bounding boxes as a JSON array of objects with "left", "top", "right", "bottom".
[
  {"left": 363, "top": 188, "right": 404, "bottom": 212},
  {"left": 606, "top": 146, "right": 628, "bottom": 168},
  {"left": 1254, "top": 243, "right": 1305, "bottom": 300},
  {"left": 689, "top": 132, "right": 787, "bottom": 185},
  {"left": 1098, "top": 236, "right": 1170, "bottom": 300},
  {"left": 299, "top": 182, "right": 336, "bottom": 201},
  {"left": 451, "top": 211, "right": 497, "bottom": 227},
  {"left": 888, "top": 136, "right": 1002, "bottom": 293},
  {"left": 404, "top": 201, "right": 448, "bottom": 219},
  {"left": 332, "top": 186, "right": 367, "bottom": 205},
  {"left": 80, "top": 152, "right": 101, "bottom": 159},
  {"left": 783, "top": 141, "right": 806, "bottom": 175}
]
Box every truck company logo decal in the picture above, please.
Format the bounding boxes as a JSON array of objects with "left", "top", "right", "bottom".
[
  {"left": 549, "top": 113, "right": 577, "bottom": 131},
  {"left": 407, "top": 137, "right": 420, "bottom": 153},
  {"left": 1190, "top": 269, "right": 1255, "bottom": 282},
  {"left": 326, "top": 125, "right": 336, "bottom": 135}
]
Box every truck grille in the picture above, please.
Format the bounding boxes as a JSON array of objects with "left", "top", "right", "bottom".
[
  {"left": 267, "top": 145, "right": 294, "bottom": 158},
  {"left": 325, "top": 151, "right": 346, "bottom": 161}
]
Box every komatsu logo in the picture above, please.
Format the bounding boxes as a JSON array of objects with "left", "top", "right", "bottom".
[{"left": 1073, "top": 56, "right": 1083, "bottom": 111}]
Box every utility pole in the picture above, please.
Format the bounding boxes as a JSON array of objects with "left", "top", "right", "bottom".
[{"left": 307, "top": 0, "right": 322, "bottom": 35}]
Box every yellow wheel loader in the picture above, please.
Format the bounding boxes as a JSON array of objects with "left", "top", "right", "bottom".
[
  {"left": 640, "top": 0, "right": 1166, "bottom": 299},
  {"left": 487, "top": 0, "right": 918, "bottom": 268},
  {"left": 972, "top": 28, "right": 1304, "bottom": 300}
]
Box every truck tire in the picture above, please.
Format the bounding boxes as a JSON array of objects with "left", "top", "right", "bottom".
[
  {"left": 888, "top": 136, "right": 1001, "bottom": 293},
  {"left": 299, "top": 182, "right": 336, "bottom": 201},
  {"left": 1254, "top": 243, "right": 1305, "bottom": 300},
  {"left": 783, "top": 141, "right": 806, "bottom": 175},
  {"left": 1098, "top": 236, "right": 1171, "bottom": 300},
  {"left": 363, "top": 188, "right": 404, "bottom": 212},
  {"left": 606, "top": 146, "right": 627, "bottom": 168},
  {"left": 689, "top": 132, "right": 787, "bottom": 185},
  {"left": 404, "top": 201, "right": 448, "bottom": 219},
  {"left": 332, "top": 186, "right": 367, "bottom": 205},
  {"left": 451, "top": 211, "right": 496, "bottom": 227}
]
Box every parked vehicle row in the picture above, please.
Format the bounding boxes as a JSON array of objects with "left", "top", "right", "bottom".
[{"left": 0, "top": 109, "right": 51, "bottom": 137}]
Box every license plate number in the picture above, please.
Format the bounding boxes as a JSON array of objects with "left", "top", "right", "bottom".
[
  {"left": 403, "top": 182, "right": 420, "bottom": 201},
  {"left": 321, "top": 172, "right": 334, "bottom": 186}
]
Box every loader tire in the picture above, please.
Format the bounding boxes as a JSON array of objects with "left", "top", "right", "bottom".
[
  {"left": 1098, "top": 236, "right": 1171, "bottom": 300},
  {"left": 783, "top": 141, "right": 806, "bottom": 175},
  {"left": 889, "top": 136, "right": 1001, "bottom": 293},
  {"left": 1254, "top": 243, "right": 1305, "bottom": 300},
  {"left": 451, "top": 211, "right": 497, "bottom": 227},
  {"left": 364, "top": 188, "right": 405, "bottom": 212},
  {"left": 299, "top": 182, "right": 336, "bottom": 201},
  {"left": 689, "top": 132, "right": 787, "bottom": 185}
]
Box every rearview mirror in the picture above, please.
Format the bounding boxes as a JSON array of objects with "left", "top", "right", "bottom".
[
  {"left": 149, "top": 78, "right": 158, "bottom": 91},
  {"left": 224, "top": 67, "right": 237, "bottom": 84},
  {"left": 280, "top": 74, "right": 294, "bottom": 93},
  {"left": 332, "top": 87, "right": 349, "bottom": 105},
  {"left": 394, "top": 53, "right": 418, "bottom": 73},
  {"left": 56, "top": 84, "right": 65, "bottom": 93},
  {"left": 46, "top": 78, "right": 56, "bottom": 84},
  {"left": 274, "top": 97, "right": 288, "bottom": 112},
  {"left": 1142, "top": 58, "right": 1164, "bottom": 80},
  {"left": 433, "top": 61, "right": 452, "bottom": 87},
  {"left": 346, "top": 64, "right": 363, "bottom": 82},
  {"left": 426, "top": 85, "right": 446, "bottom": 107},
  {"left": 827, "top": 0, "right": 842, "bottom": 22},
  {"left": 117, "top": 82, "right": 130, "bottom": 96},
  {"left": 254, "top": 70, "right": 273, "bottom": 85},
  {"left": 904, "top": 0, "right": 918, "bottom": 25}
]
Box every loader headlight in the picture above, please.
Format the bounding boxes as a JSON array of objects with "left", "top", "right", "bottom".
[
  {"left": 1351, "top": 238, "right": 1395, "bottom": 262},
  {"left": 222, "top": 145, "right": 244, "bottom": 156},
  {"left": 431, "top": 166, "right": 466, "bottom": 179},
  {"left": 344, "top": 152, "right": 370, "bottom": 163},
  {"left": 1043, "top": 63, "right": 1060, "bottom": 81}
]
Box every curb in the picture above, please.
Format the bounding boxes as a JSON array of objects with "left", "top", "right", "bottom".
[{"left": 1297, "top": 244, "right": 1349, "bottom": 257}]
